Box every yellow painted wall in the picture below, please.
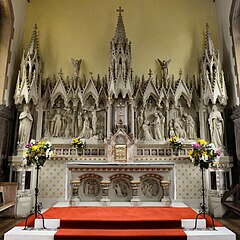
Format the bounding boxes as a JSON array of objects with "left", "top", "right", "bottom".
[{"left": 24, "top": 0, "right": 219, "bottom": 80}]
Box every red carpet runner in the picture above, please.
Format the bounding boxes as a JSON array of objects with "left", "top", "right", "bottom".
[{"left": 18, "top": 207, "right": 222, "bottom": 240}]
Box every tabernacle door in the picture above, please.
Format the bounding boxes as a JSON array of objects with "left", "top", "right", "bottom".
[{"left": 114, "top": 144, "right": 127, "bottom": 162}]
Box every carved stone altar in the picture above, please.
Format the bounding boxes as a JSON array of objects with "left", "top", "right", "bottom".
[
  {"left": 66, "top": 162, "right": 173, "bottom": 204},
  {"left": 10, "top": 8, "right": 232, "bottom": 216}
]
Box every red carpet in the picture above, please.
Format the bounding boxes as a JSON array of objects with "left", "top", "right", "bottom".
[
  {"left": 54, "top": 228, "right": 187, "bottom": 240},
  {"left": 17, "top": 206, "right": 223, "bottom": 240}
]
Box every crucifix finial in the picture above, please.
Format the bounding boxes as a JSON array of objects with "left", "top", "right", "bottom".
[
  {"left": 148, "top": 69, "right": 153, "bottom": 78},
  {"left": 117, "top": 6, "right": 124, "bottom": 15}
]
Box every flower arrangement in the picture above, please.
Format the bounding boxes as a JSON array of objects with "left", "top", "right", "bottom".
[
  {"left": 72, "top": 137, "right": 86, "bottom": 154},
  {"left": 189, "top": 139, "right": 220, "bottom": 169},
  {"left": 169, "top": 136, "right": 184, "bottom": 150},
  {"left": 23, "top": 139, "right": 54, "bottom": 167}
]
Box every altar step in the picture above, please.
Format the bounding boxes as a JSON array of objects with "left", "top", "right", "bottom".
[
  {"left": 54, "top": 228, "right": 187, "bottom": 240},
  {"left": 4, "top": 205, "right": 237, "bottom": 240}
]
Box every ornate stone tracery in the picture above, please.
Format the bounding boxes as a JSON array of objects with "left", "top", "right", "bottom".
[
  {"left": 11, "top": 7, "right": 232, "bottom": 216},
  {"left": 14, "top": 11, "right": 228, "bottom": 152}
]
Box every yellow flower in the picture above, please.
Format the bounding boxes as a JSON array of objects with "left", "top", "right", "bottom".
[
  {"left": 202, "top": 151, "right": 207, "bottom": 156},
  {"left": 199, "top": 139, "right": 207, "bottom": 146},
  {"left": 189, "top": 150, "right": 193, "bottom": 156},
  {"left": 173, "top": 136, "right": 179, "bottom": 141},
  {"left": 32, "top": 146, "right": 39, "bottom": 152}
]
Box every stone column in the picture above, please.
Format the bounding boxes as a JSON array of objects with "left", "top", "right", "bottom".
[
  {"left": 130, "top": 180, "right": 141, "bottom": 206},
  {"left": 161, "top": 180, "right": 172, "bottom": 206},
  {"left": 199, "top": 103, "right": 207, "bottom": 140},
  {"left": 70, "top": 180, "right": 81, "bottom": 206},
  {"left": 36, "top": 103, "right": 43, "bottom": 140},
  {"left": 130, "top": 99, "right": 135, "bottom": 138},
  {"left": 100, "top": 180, "right": 111, "bottom": 205},
  {"left": 165, "top": 101, "right": 169, "bottom": 138},
  {"left": 107, "top": 100, "right": 113, "bottom": 138}
]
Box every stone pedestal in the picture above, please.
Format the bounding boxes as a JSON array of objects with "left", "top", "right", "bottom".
[
  {"left": 69, "top": 180, "right": 81, "bottom": 206},
  {"left": 130, "top": 180, "right": 141, "bottom": 206},
  {"left": 161, "top": 180, "right": 172, "bottom": 206},
  {"left": 100, "top": 181, "right": 111, "bottom": 205}
]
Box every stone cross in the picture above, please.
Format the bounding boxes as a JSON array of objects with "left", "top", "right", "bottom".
[
  {"left": 117, "top": 6, "right": 124, "bottom": 14},
  {"left": 117, "top": 100, "right": 125, "bottom": 123}
]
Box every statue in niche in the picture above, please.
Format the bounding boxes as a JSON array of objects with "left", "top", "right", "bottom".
[
  {"left": 137, "top": 109, "right": 144, "bottom": 139},
  {"left": 80, "top": 112, "right": 93, "bottom": 139},
  {"left": 113, "top": 179, "right": 129, "bottom": 198},
  {"left": 146, "top": 98, "right": 155, "bottom": 112},
  {"left": 208, "top": 105, "right": 224, "bottom": 148},
  {"left": 18, "top": 104, "right": 33, "bottom": 148},
  {"left": 141, "top": 120, "right": 154, "bottom": 141},
  {"left": 137, "top": 109, "right": 144, "bottom": 129},
  {"left": 71, "top": 58, "right": 82, "bottom": 78},
  {"left": 169, "top": 120, "right": 176, "bottom": 138},
  {"left": 91, "top": 106, "right": 103, "bottom": 136},
  {"left": 51, "top": 108, "right": 63, "bottom": 137},
  {"left": 182, "top": 113, "right": 196, "bottom": 140},
  {"left": 152, "top": 113, "right": 164, "bottom": 140},
  {"left": 83, "top": 179, "right": 99, "bottom": 197},
  {"left": 141, "top": 179, "right": 159, "bottom": 198},
  {"left": 174, "top": 121, "right": 186, "bottom": 139},
  {"left": 91, "top": 109, "right": 97, "bottom": 135},
  {"left": 97, "top": 115, "right": 105, "bottom": 141},
  {"left": 78, "top": 110, "right": 83, "bottom": 134},
  {"left": 157, "top": 59, "right": 171, "bottom": 79},
  {"left": 65, "top": 108, "right": 74, "bottom": 137}
]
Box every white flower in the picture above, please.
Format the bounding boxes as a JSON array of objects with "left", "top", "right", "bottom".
[
  {"left": 30, "top": 139, "right": 36, "bottom": 145},
  {"left": 179, "top": 138, "right": 184, "bottom": 144}
]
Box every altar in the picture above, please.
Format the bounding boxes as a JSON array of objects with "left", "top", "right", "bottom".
[
  {"left": 66, "top": 162, "right": 174, "bottom": 205},
  {"left": 10, "top": 7, "right": 232, "bottom": 217}
]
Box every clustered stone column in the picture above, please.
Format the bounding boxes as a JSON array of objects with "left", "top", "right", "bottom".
[
  {"left": 161, "top": 180, "right": 172, "bottom": 206},
  {"left": 130, "top": 180, "right": 141, "bottom": 206},
  {"left": 100, "top": 180, "right": 111, "bottom": 205},
  {"left": 70, "top": 180, "right": 81, "bottom": 206}
]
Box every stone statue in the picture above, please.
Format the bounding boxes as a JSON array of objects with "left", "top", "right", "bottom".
[
  {"left": 51, "top": 108, "right": 62, "bottom": 137},
  {"left": 65, "top": 108, "right": 74, "bottom": 137},
  {"left": 208, "top": 105, "right": 224, "bottom": 148},
  {"left": 137, "top": 109, "right": 144, "bottom": 128},
  {"left": 159, "top": 112, "right": 165, "bottom": 140},
  {"left": 18, "top": 104, "right": 33, "bottom": 148},
  {"left": 78, "top": 110, "right": 83, "bottom": 134},
  {"left": 91, "top": 109, "right": 97, "bottom": 135},
  {"left": 71, "top": 58, "right": 82, "bottom": 78},
  {"left": 80, "top": 113, "right": 93, "bottom": 139},
  {"left": 152, "top": 113, "right": 164, "bottom": 140},
  {"left": 157, "top": 59, "right": 171, "bottom": 79},
  {"left": 141, "top": 120, "right": 154, "bottom": 141},
  {"left": 137, "top": 109, "right": 144, "bottom": 139},
  {"left": 182, "top": 113, "right": 196, "bottom": 139},
  {"left": 174, "top": 122, "right": 186, "bottom": 139}
]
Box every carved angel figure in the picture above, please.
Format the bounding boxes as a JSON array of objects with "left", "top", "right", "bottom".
[
  {"left": 71, "top": 58, "right": 82, "bottom": 78},
  {"left": 157, "top": 59, "right": 171, "bottom": 79}
]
